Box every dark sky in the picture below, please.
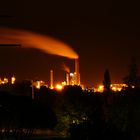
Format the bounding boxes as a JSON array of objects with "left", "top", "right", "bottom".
[{"left": 0, "top": 0, "right": 140, "bottom": 87}]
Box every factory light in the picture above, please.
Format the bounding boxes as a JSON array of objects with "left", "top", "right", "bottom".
[
  {"left": 62, "top": 81, "right": 66, "bottom": 86},
  {"left": 95, "top": 83, "right": 127, "bottom": 92},
  {"left": 112, "top": 87, "right": 117, "bottom": 91},
  {"left": 98, "top": 85, "right": 104, "bottom": 92},
  {"left": 70, "top": 73, "right": 74, "bottom": 77},
  {"left": 4, "top": 78, "right": 8, "bottom": 84},
  {"left": 36, "top": 81, "right": 41, "bottom": 89},
  {"left": 55, "top": 84, "right": 63, "bottom": 90},
  {"left": 11, "top": 76, "right": 16, "bottom": 84}
]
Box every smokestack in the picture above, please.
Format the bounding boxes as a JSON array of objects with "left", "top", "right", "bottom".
[
  {"left": 75, "top": 59, "right": 80, "bottom": 85},
  {"left": 50, "top": 70, "right": 54, "bottom": 89},
  {"left": 77, "top": 71, "right": 80, "bottom": 85},
  {"left": 66, "top": 73, "right": 70, "bottom": 85}
]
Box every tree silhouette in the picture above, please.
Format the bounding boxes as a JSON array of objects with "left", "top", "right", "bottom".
[
  {"left": 103, "top": 69, "right": 111, "bottom": 92},
  {"left": 123, "top": 58, "right": 140, "bottom": 89}
]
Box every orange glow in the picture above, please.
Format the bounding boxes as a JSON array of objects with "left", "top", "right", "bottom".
[
  {"left": 0, "top": 27, "right": 78, "bottom": 59},
  {"left": 70, "top": 73, "right": 74, "bottom": 77},
  {"left": 50, "top": 86, "right": 54, "bottom": 89},
  {"left": 95, "top": 84, "right": 127, "bottom": 92},
  {"left": 36, "top": 81, "right": 41, "bottom": 89},
  {"left": 4, "top": 78, "right": 8, "bottom": 84},
  {"left": 97, "top": 85, "right": 104, "bottom": 92},
  {"left": 62, "top": 81, "right": 66, "bottom": 86},
  {"left": 32, "top": 80, "right": 47, "bottom": 89},
  {"left": 50, "top": 70, "right": 54, "bottom": 89},
  {"left": 112, "top": 87, "right": 117, "bottom": 91},
  {"left": 11, "top": 76, "right": 16, "bottom": 84},
  {"left": 55, "top": 84, "right": 63, "bottom": 90}
]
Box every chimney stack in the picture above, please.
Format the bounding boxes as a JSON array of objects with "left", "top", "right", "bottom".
[
  {"left": 75, "top": 59, "right": 80, "bottom": 85},
  {"left": 50, "top": 70, "right": 54, "bottom": 89},
  {"left": 66, "top": 73, "right": 70, "bottom": 85}
]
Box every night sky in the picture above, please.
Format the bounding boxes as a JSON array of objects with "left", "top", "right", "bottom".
[{"left": 0, "top": 0, "right": 140, "bottom": 87}]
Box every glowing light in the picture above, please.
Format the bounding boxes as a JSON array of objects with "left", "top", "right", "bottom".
[
  {"left": 32, "top": 80, "right": 47, "bottom": 89},
  {"left": 1, "top": 81, "right": 5, "bottom": 84},
  {"left": 110, "top": 84, "right": 127, "bottom": 91},
  {"left": 50, "top": 86, "right": 54, "bottom": 89},
  {"left": 118, "top": 88, "right": 122, "bottom": 91},
  {"left": 69, "top": 72, "right": 78, "bottom": 85},
  {"left": 62, "top": 81, "right": 66, "bottom": 86},
  {"left": 70, "top": 73, "right": 74, "bottom": 77},
  {"left": 55, "top": 84, "right": 63, "bottom": 90},
  {"left": 112, "top": 87, "right": 117, "bottom": 91},
  {"left": 4, "top": 78, "right": 8, "bottom": 84},
  {"left": 98, "top": 85, "right": 104, "bottom": 92},
  {"left": 36, "top": 81, "right": 41, "bottom": 89},
  {"left": 11, "top": 76, "right": 16, "bottom": 84},
  {"left": 95, "top": 83, "right": 127, "bottom": 92},
  {"left": 71, "top": 80, "right": 75, "bottom": 85}
]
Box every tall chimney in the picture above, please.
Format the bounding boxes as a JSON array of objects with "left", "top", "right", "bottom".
[
  {"left": 75, "top": 59, "right": 80, "bottom": 85},
  {"left": 50, "top": 70, "right": 54, "bottom": 89},
  {"left": 66, "top": 73, "right": 70, "bottom": 85}
]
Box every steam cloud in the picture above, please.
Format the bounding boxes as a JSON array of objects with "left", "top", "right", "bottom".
[
  {"left": 0, "top": 27, "right": 78, "bottom": 59},
  {"left": 62, "top": 63, "right": 70, "bottom": 73}
]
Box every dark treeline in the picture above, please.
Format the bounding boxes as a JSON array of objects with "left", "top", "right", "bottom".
[
  {"left": 0, "top": 86, "right": 57, "bottom": 139},
  {"left": 55, "top": 87, "right": 140, "bottom": 140},
  {"left": 34, "top": 84, "right": 140, "bottom": 140},
  {"left": 0, "top": 80, "right": 140, "bottom": 139},
  {"left": 52, "top": 86, "right": 140, "bottom": 140}
]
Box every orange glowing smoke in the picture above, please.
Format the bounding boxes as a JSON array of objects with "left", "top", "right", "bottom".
[
  {"left": 62, "top": 63, "right": 70, "bottom": 73},
  {"left": 0, "top": 27, "right": 78, "bottom": 59}
]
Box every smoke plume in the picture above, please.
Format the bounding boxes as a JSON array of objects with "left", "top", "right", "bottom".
[
  {"left": 0, "top": 27, "right": 78, "bottom": 59},
  {"left": 62, "top": 63, "right": 70, "bottom": 73}
]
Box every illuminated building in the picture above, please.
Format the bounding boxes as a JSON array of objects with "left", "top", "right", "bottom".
[
  {"left": 50, "top": 58, "right": 81, "bottom": 88},
  {"left": 32, "top": 80, "right": 47, "bottom": 89},
  {"left": 62, "top": 81, "right": 66, "bottom": 86},
  {"left": 69, "top": 72, "right": 76, "bottom": 85},
  {"left": 0, "top": 76, "right": 16, "bottom": 85},
  {"left": 4, "top": 78, "right": 8, "bottom": 84},
  {"left": 36, "top": 81, "right": 41, "bottom": 89},
  {"left": 97, "top": 85, "right": 104, "bottom": 92},
  {"left": 110, "top": 84, "right": 127, "bottom": 91},
  {"left": 11, "top": 76, "right": 16, "bottom": 84},
  {"left": 95, "top": 84, "right": 127, "bottom": 92},
  {"left": 55, "top": 84, "right": 63, "bottom": 90}
]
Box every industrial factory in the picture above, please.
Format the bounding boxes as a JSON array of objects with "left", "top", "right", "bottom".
[
  {"left": 0, "top": 76, "right": 16, "bottom": 85},
  {"left": 49, "top": 58, "right": 81, "bottom": 90},
  {"left": 0, "top": 28, "right": 81, "bottom": 91},
  {"left": 0, "top": 58, "right": 81, "bottom": 91},
  {"left": 0, "top": 58, "right": 127, "bottom": 93}
]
